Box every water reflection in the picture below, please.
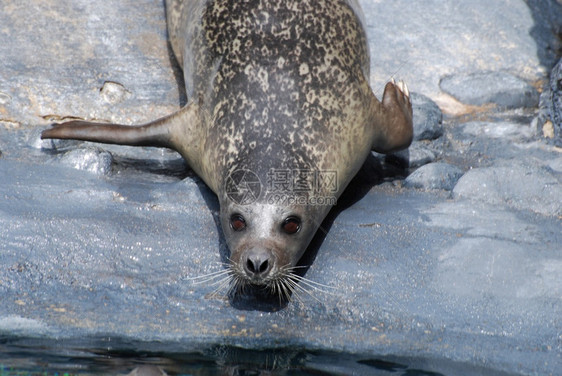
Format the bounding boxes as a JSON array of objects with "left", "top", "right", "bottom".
[{"left": 0, "top": 340, "right": 514, "bottom": 375}]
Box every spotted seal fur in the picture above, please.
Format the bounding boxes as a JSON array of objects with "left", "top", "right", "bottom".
[{"left": 42, "top": 0, "right": 413, "bottom": 299}]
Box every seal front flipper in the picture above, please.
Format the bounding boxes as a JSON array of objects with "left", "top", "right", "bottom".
[{"left": 369, "top": 80, "right": 414, "bottom": 154}]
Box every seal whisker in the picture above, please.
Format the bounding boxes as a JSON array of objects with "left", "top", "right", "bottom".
[
  {"left": 283, "top": 278, "right": 298, "bottom": 303},
  {"left": 281, "top": 276, "right": 315, "bottom": 304},
  {"left": 233, "top": 267, "right": 255, "bottom": 297},
  {"left": 271, "top": 279, "right": 286, "bottom": 306},
  {"left": 284, "top": 274, "right": 337, "bottom": 304},
  {"left": 273, "top": 279, "right": 282, "bottom": 298},
  {"left": 263, "top": 264, "right": 336, "bottom": 303},
  {"left": 208, "top": 275, "right": 234, "bottom": 298},
  {"left": 188, "top": 268, "right": 232, "bottom": 285},
  {"left": 287, "top": 273, "right": 338, "bottom": 293},
  {"left": 284, "top": 264, "right": 314, "bottom": 275},
  {"left": 211, "top": 267, "right": 250, "bottom": 299},
  {"left": 291, "top": 284, "right": 324, "bottom": 305},
  {"left": 203, "top": 272, "right": 235, "bottom": 288},
  {"left": 278, "top": 277, "right": 301, "bottom": 304},
  {"left": 282, "top": 265, "right": 338, "bottom": 293},
  {"left": 266, "top": 270, "right": 294, "bottom": 304}
]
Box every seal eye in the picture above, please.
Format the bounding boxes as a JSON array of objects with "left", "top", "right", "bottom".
[
  {"left": 282, "top": 216, "right": 301, "bottom": 234},
  {"left": 230, "top": 214, "right": 246, "bottom": 232}
]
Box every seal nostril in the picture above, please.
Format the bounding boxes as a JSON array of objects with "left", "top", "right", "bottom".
[
  {"left": 246, "top": 258, "right": 256, "bottom": 274},
  {"left": 259, "top": 259, "right": 268, "bottom": 273},
  {"left": 246, "top": 257, "right": 269, "bottom": 275},
  {"left": 245, "top": 250, "right": 272, "bottom": 276}
]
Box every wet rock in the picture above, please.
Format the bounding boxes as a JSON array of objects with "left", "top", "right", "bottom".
[
  {"left": 29, "top": 127, "right": 81, "bottom": 150},
  {"left": 453, "top": 161, "right": 562, "bottom": 216},
  {"left": 127, "top": 365, "right": 168, "bottom": 376},
  {"left": 0, "top": 0, "right": 180, "bottom": 126},
  {"left": 362, "top": 0, "right": 558, "bottom": 107},
  {"left": 462, "top": 121, "right": 534, "bottom": 141},
  {"left": 40, "top": 137, "right": 82, "bottom": 151},
  {"left": 411, "top": 93, "right": 443, "bottom": 141},
  {"left": 0, "top": 316, "right": 51, "bottom": 336},
  {"left": 58, "top": 147, "right": 113, "bottom": 175},
  {"left": 548, "top": 156, "right": 562, "bottom": 173},
  {"left": 440, "top": 71, "right": 540, "bottom": 109},
  {"left": 408, "top": 142, "right": 436, "bottom": 168},
  {"left": 0, "top": 91, "right": 11, "bottom": 105},
  {"left": 536, "top": 58, "right": 562, "bottom": 147},
  {"left": 433, "top": 237, "right": 561, "bottom": 300},
  {"left": 405, "top": 162, "right": 463, "bottom": 191},
  {"left": 0, "top": 120, "right": 21, "bottom": 131},
  {"left": 100, "top": 81, "right": 131, "bottom": 104}
]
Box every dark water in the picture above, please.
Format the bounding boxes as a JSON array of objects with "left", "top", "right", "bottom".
[{"left": 0, "top": 339, "right": 516, "bottom": 376}]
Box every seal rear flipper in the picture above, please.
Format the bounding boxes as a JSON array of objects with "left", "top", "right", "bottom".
[
  {"left": 41, "top": 102, "right": 200, "bottom": 152},
  {"left": 41, "top": 120, "right": 172, "bottom": 148},
  {"left": 369, "top": 81, "right": 414, "bottom": 154}
]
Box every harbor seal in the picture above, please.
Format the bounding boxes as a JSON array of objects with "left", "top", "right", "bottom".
[{"left": 42, "top": 0, "right": 413, "bottom": 299}]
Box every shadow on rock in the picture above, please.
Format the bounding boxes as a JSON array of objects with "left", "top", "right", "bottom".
[{"left": 524, "top": 0, "right": 562, "bottom": 70}]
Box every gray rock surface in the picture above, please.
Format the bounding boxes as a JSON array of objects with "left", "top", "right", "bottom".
[
  {"left": 462, "top": 120, "right": 535, "bottom": 141},
  {"left": 404, "top": 162, "right": 463, "bottom": 191},
  {"left": 407, "top": 142, "right": 436, "bottom": 168},
  {"left": 361, "top": 0, "right": 559, "bottom": 113},
  {"left": 58, "top": 147, "right": 114, "bottom": 175},
  {"left": 0, "top": 0, "right": 182, "bottom": 127},
  {"left": 411, "top": 93, "right": 443, "bottom": 141},
  {"left": 0, "top": 0, "right": 561, "bottom": 375},
  {"left": 453, "top": 160, "right": 562, "bottom": 217},
  {"left": 440, "top": 71, "right": 540, "bottom": 109}
]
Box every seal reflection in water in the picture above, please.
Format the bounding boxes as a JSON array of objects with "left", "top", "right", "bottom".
[{"left": 42, "top": 0, "right": 413, "bottom": 301}]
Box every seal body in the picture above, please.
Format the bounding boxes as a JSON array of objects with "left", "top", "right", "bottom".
[{"left": 42, "top": 0, "right": 413, "bottom": 297}]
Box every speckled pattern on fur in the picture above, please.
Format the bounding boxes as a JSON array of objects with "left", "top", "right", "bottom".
[{"left": 167, "top": 0, "right": 386, "bottom": 198}]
